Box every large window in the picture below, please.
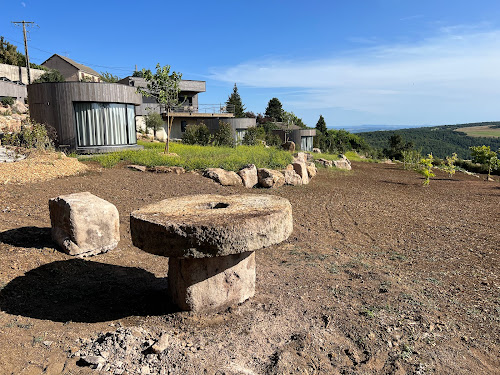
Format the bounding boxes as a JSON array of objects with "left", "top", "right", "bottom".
[
  {"left": 74, "top": 103, "right": 137, "bottom": 147},
  {"left": 301, "top": 136, "right": 313, "bottom": 151}
]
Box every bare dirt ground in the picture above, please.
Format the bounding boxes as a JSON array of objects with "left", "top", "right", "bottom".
[{"left": 0, "top": 161, "right": 498, "bottom": 374}]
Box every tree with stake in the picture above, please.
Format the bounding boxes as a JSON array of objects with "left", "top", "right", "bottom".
[
  {"left": 470, "top": 145, "right": 499, "bottom": 181},
  {"left": 137, "top": 64, "right": 183, "bottom": 154}
]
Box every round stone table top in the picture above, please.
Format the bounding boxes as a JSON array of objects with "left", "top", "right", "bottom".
[{"left": 130, "top": 194, "right": 293, "bottom": 258}]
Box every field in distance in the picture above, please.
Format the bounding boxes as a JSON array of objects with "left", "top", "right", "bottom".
[{"left": 457, "top": 125, "right": 500, "bottom": 138}]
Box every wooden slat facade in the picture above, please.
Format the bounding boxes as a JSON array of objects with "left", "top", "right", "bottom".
[{"left": 28, "top": 82, "right": 142, "bottom": 150}]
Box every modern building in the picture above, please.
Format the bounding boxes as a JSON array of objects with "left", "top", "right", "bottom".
[
  {"left": 272, "top": 123, "right": 316, "bottom": 151},
  {"left": 28, "top": 82, "right": 142, "bottom": 153},
  {"left": 118, "top": 76, "right": 255, "bottom": 142},
  {"left": 42, "top": 54, "right": 101, "bottom": 82}
]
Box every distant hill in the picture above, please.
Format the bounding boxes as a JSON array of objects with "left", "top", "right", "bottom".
[{"left": 358, "top": 122, "right": 500, "bottom": 159}]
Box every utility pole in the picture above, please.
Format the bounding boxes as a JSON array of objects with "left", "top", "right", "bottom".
[{"left": 12, "top": 21, "right": 35, "bottom": 84}]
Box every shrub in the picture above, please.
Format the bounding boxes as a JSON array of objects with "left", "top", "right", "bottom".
[
  {"left": 213, "top": 121, "right": 235, "bottom": 147},
  {"left": 182, "top": 123, "right": 211, "bottom": 146},
  {"left": 1, "top": 97, "right": 14, "bottom": 106},
  {"left": 443, "top": 153, "right": 458, "bottom": 177},
  {"left": 2, "top": 119, "right": 56, "bottom": 150},
  {"left": 144, "top": 111, "right": 164, "bottom": 139},
  {"left": 242, "top": 127, "right": 259, "bottom": 145}
]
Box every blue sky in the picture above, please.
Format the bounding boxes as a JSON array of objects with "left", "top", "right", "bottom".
[{"left": 2, "top": 0, "right": 500, "bottom": 130}]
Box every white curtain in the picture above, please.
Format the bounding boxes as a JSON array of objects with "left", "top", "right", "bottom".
[
  {"left": 301, "top": 136, "right": 313, "bottom": 151},
  {"left": 74, "top": 103, "right": 136, "bottom": 147}
]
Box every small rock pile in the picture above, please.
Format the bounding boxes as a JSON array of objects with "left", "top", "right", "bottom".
[
  {"left": 73, "top": 327, "right": 201, "bottom": 375},
  {"left": 203, "top": 152, "right": 319, "bottom": 188}
]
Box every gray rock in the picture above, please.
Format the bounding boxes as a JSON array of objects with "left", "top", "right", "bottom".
[
  {"left": 257, "top": 168, "right": 285, "bottom": 188},
  {"left": 80, "top": 355, "right": 106, "bottom": 368},
  {"left": 203, "top": 168, "right": 242, "bottom": 186},
  {"left": 312, "top": 148, "right": 322, "bottom": 153},
  {"left": 237, "top": 164, "right": 258, "bottom": 188},
  {"left": 127, "top": 164, "right": 147, "bottom": 172},
  {"left": 283, "top": 170, "right": 303, "bottom": 186},
  {"left": 315, "top": 158, "right": 333, "bottom": 168},
  {"left": 130, "top": 194, "right": 293, "bottom": 258},
  {"left": 292, "top": 162, "right": 310, "bottom": 184},
  {"left": 49, "top": 192, "right": 120, "bottom": 256}
]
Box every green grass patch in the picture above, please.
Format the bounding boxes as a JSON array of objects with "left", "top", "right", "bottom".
[
  {"left": 86, "top": 141, "right": 293, "bottom": 170},
  {"left": 313, "top": 150, "right": 375, "bottom": 163},
  {"left": 457, "top": 125, "right": 500, "bottom": 138}
]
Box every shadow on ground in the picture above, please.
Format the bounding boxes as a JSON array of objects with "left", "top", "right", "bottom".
[
  {"left": 0, "top": 226, "right": 54, "bottom": 249},
  {"left": 0, "top": 259, "right": 177, "bottom": 322}
]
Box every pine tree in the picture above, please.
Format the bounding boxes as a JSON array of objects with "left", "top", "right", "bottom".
[
  {"left": 265, "top": 98, "right": 283, "bottom": 122},
  {"left": 226, "top": 83, "right": 246, "bottom": 118},
  {"left": 315, "top": 115, "right": 327, "bottom": 134}
]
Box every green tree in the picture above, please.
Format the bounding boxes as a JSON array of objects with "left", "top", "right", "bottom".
[
  {"left": 470, "top": 145, "right": 499, "bottom": 180},
  {"left": 144, "top": 111, "right": 164, "bottom": 139},
  {"left": 182, "top": 123, "right": 211, "bottom": 146},
  {"left": 137, "top": 64, "right": 183, "bottom": 154},
  {"left": 417, "top": 154, "right": 435, "bottom": 186},
  {"left": 0, "top": 37, "right": 25, "bottom": 66},
  {"left": 315, "top": 115, "right": 327, "bottom": 134},
  {"left": 32, "top": 69, "right": 65, "bottom": 83},
  {"left": 242, "top": 127, "right": 260, "bottom": 145},
  {"left": 213, "top": 121, "right": 235, "bottom": 147},
  {"left": 99, "top": 71, "right": 121, "bottom": 83},
  {"left": 265, "top": 97, "right": 283, "bottom": 122},
  {"left": 226, "top": 83, "right": 246, "bottom": 118},
  {"left": 384, "top": 134, "right": 413, "bottom": 160}
]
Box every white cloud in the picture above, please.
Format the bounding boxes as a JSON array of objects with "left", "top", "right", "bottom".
[{"left": 209, "top": 27, "right": 500, "bottom": 125}]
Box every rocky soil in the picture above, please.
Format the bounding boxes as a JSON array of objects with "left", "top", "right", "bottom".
[{"left": 0, "top": 161, "right": 498, "bottom": 374}]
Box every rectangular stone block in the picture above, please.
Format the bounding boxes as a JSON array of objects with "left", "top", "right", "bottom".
[
  {"left": 168, "top": 251, "right": 256, "bottom": 312},
  {"left": 49, "top": 192, "right": 120, "bottom": 256}
]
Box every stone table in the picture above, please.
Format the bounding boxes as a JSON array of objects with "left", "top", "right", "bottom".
[{"left": 130, "top": 194, "right": 293, "bottom": 312}]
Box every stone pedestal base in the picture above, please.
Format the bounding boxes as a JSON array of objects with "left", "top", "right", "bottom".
[{"left": 168, "top": 251, "right": 255, "bottom": 312}]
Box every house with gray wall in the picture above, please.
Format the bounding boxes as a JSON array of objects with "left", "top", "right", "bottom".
[
  {"left": 118, "top": 76, "right": 255, "bottom": 143},
  {"left": 272, "top": 123, "right": 316, "bottom": 151}
]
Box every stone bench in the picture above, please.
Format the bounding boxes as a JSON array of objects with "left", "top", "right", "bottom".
[
  {"left": 49, "top": 192, "right": 120, "bottom": 257},
  {"left": 130, "top": 194, "right": 293, "bottom": 313}
]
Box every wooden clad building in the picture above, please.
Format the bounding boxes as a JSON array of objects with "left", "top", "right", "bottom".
[{"left": 28, "top": 82, "right": 142, "bottom": 153}]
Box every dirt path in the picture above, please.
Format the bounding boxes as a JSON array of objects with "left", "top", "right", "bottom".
[{"left": 0, "top": 162, "right": 498, "bottom": 374}]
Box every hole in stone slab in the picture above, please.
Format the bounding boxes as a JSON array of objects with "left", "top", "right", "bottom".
[{"left": 206, "top": 202, "right": 230, "bottom": 209}]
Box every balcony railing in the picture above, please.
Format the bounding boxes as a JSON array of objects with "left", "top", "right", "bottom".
[{"left": 171, "top": 104, "right": 235, "bottom": 114}]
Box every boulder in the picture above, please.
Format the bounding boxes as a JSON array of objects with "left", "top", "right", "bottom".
[
  {"left": 312, "top": 148, "right": 322, "bottom": 153},
  {"left": 49, "top": 192, "right": 120, "bottom": 256},
  {"left": 293, "top": 152, "right": 307, "bottom": 163},
  {"left": 257, "top": 168, "right": 285, "bottom": 188},
  {"left": 283, "top": 170, "right": 303, "bottom": 186},
  {"left": 282, "top": 141, "right": 295, "bottom": 152},
  {"left": 237, "top": 164, "right": 258, "bottom": 188},
  {"left": 203, "top": 168, "right": 242, "bottom": 186},
  {"left": 315, "top": 158, "right": 333, "bottom": 168},
  {"left": 127, "top": 165, "right": 147, "bottom": 172},
  {"left": 306, "top": 162, "right": 317, "bottom": 178},
  {"left": 284, "top": 164, "right": 294, "bottom": 171},
  {"left": 333, "top": 156, "right": 352, "bottom": 170},
  {"left": 11, "top": 100, "right": 28, "bottom": 114},
  {"left": 292, "top": 162, "right": 309, "bottom": 184},
  {"left": 148, "top": 166, "right": 185, "bottom": 174}
]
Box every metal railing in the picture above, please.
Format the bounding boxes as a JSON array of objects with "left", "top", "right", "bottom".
[{"left": 171, "top": 104, "right": 235, "bottom": 114}]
